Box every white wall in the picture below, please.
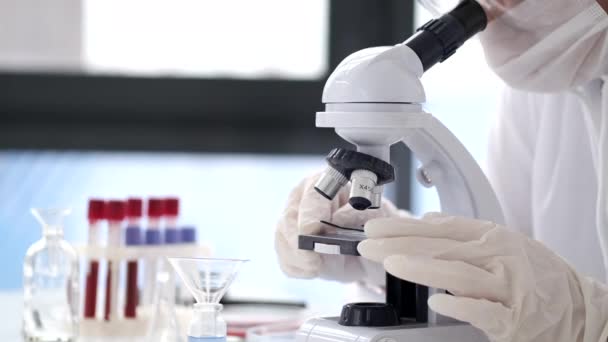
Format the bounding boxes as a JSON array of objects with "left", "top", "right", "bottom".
[
  {"left": 0, "top": 0, "right": 329, "bottom": 79},
  {"left": 0, "top": 0, "right": 83, "bottom": 71}
]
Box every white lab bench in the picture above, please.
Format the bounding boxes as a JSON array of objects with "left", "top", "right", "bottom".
[
  {"left": 1, "top": 290, "right": 305, "bottom": 341},
  {"left": 0, "top": 291, "right": 23, "bottom": 340}
]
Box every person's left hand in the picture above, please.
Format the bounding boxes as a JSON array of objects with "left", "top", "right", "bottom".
[{"left": 358, "top": 213, "right": 608, "bottom": 342}]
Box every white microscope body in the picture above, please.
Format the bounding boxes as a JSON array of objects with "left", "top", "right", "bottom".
[{"left": 296, "top": 42, "right": 503, "bottom": 342}]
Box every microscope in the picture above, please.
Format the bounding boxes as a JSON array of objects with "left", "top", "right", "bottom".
[{"left": 296, "top": 1, "right": 504, "bottom": 341}]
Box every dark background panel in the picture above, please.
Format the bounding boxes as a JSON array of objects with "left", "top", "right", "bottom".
[{"left": 0, "top": 0, "right": 415, "bottom": 207}]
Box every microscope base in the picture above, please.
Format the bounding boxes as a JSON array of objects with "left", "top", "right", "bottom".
[{"left": 296, "top": 317, "right": 489, "bottom": 342}]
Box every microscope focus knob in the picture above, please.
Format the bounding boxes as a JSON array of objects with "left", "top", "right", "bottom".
[{"left": 338, "top": 303, "right": 400, "bottom": 327}]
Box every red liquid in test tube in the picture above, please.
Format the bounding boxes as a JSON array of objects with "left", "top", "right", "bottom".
[
  {"left": 104, "top": 200, "right": 125, "bottom": 321},
  {"left": 83, "top": 199, "right": 105, "bottom": 319},
  {"left": 124, "top": 198, "right": 143, "bottom": 318}
]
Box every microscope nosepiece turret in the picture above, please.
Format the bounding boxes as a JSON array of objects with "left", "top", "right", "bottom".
[{"left": 316, "top": 148, "right": 395, "bottom": 211}]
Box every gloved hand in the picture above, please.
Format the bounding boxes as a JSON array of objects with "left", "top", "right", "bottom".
[
  {"left": 275, "top": 173, "right": 407, "bottom": 283},
  {"left": 358, "top": 213, "right": 608, "bottom": 342}
]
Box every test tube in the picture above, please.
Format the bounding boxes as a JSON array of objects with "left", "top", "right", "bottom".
[
  {"left": 104, "top": 200, "right": 125, "bottom": 321},
  {"left": 83, "top": 199, "right": 105, "bottom": 319},
  {"left": 163, "top": 198, "right": 179, "bottom": 244},
  {"left": 161, "top": 198, "right": 180, "bottom": 308},
  {"left": 124, "top": 198, "right": 142, "bottom": 318},
  {"left": 177, "top": 226, "right": 197, "bottom": 305},
  {"left": 142, "top": 198, "right": 163, "bottom": 306}
]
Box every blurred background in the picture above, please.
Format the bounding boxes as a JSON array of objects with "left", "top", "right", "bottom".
[{"left": 0, "top": 0, "right": 502, "bottom": 323}]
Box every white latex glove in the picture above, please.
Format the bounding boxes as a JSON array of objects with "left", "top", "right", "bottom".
[
  {"left": 358, "top": 213, "right": 608, "bottom": 342},
  {"left": 275, "top": 173, "right": 407, "bottom": 283}
]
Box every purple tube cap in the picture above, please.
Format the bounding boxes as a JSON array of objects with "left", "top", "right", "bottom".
[
  {"left": 125, "top": 226, "right": 142, "bottom": 246},
  {"left": 145, "top": 229, "right": 162, "bottom": 245},
  {"left": 165, "top": 229, "right": 180, "bottom": 244},
  {"left": 180, "top": 227, "right": 197, "bottom": 243}
]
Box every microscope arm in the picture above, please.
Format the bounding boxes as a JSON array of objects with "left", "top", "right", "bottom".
[{"left": 404, "top": 115, "right": 504, "bottom": 224}]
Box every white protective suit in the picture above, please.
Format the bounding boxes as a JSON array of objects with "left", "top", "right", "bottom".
[
  {"left": 487, "top": 86, "right": 605, "bottom": 282},
  {"left": 479, "top": 0, "right": 608, "bottom": 282}
]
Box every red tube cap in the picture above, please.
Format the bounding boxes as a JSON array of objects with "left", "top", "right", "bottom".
[
  {"left": 105, "top": 200, "right": 126, "bottom": 221},
  {"left": 126, "top": 198, "right": 143, "bottom": 218},
  {"left": 163, "top": 197, "right": 179, "bottom": 217},
  {"left": 88, "top": 199, "right": 105, "bottom": 221},
  {"left": 147, "top": 198, "right": 163, "bottom": 218}
]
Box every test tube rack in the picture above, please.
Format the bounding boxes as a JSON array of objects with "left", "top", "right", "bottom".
[{"left": 76, "top": 243, "right": 211, "bottom": 340}]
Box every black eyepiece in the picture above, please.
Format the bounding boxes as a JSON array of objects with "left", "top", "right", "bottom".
[{"left": 405, "top": 0, "right": 487, "bottom": 71}]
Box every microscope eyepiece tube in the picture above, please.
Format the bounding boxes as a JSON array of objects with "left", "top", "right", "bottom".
[
  {"left": 349, "top": 170, "right": 379, "bottom": 211},
  {"left": 314, "top": 167, "right": 348, "bottom": 200},
  {"left": 405, "top": 0, "right": 487, "bottom": 71}
]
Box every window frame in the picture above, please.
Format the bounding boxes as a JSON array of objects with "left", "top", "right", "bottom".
[{"left": 0, "top": 0, "right": 414, "bottom": 207}]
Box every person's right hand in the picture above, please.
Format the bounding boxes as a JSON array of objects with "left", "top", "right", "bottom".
[
  {"left": 358, "top": 213, "right": 608, "bottom": 342},
  {"left": 275, "top": 173, "right": 407, "bottom": 282}
]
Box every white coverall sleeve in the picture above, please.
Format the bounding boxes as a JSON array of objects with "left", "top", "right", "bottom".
[{"left": 486, "top": 87, "right": 537, "bottom": 236}]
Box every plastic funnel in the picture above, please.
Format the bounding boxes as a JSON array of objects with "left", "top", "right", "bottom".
[{"left": 168, "top": 257, "right": 247, "bottom": 304}]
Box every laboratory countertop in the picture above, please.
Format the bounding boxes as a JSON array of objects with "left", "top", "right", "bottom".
[
  {"left": 0, "top": 291, "right": 305, "bottom": 341},
  {"left": 0, "top": 291, "right": 22, "bottom": 340}
]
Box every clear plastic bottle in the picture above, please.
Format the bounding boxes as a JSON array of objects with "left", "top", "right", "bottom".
[
  {"left": 168, "top": 257, "right": 247, "bottom": 342},
  {"left": 187, "top": 304, "right": 226, "bottom": 342},
  {"left": 23, "top": 208, "right": 79, "bottom": 342}
]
